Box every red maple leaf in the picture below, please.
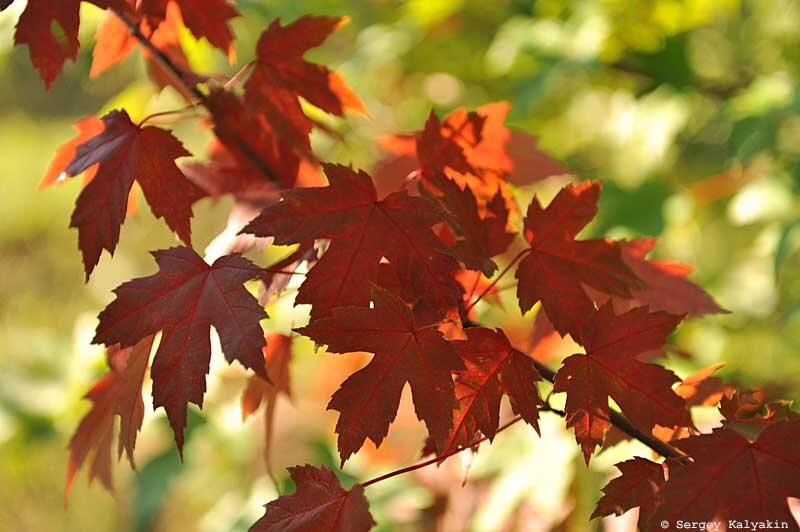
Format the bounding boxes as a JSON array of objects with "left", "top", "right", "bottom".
[
  {"left": 40, "top": 115, "right": 144, "bottom": 218},
  {"left": 591, "top": 457, "right": 665, "bottom": 523},
  {"left": 445, "top": 102, "right": 569, "bottom": 185},
  {"left": 14, "top": 0, "right": 82, "bottom": 88},
  {"left": 91, "top": 4, "right": 202, "bottom": 99},
  {"left": 439, "top": 327, "right": 542, "bottom": 455},
  {"left": 651, "top": 421, "right": 800, "bottom": 529},
  {"left": 417, "top": 109, "right": 484, "bottom": 178},
  {"left": 66, "top": 335, "right": 154, "bottom": 499},
  {"left": 719, "top": 389, "right": 800, "bottom": 427},
  {"left": 39, "top": 116, "right": 104, "bottom": 190},
  {"left": 421, "top": 173, "right": 515, "bottom": 276},
  {"left": 251, "top": 465, "right": 374, "bottom": 532},
  {"left": 92, "top": 246, "right": 268, "bottom": 452},
  {"left": 296, "top": 286, "right": 464, "bottom": 464},
  {"left": 242, "top": 164, "right": 462, "bottom": 319},
  {"left": 140, "top": 0, "right": 238, "bottom": 57},
  {"left": 378, "top": 102, "right": 567, "bottom": 201},
  {"left": 553, "top": 303, "right": 690, "bottom": 462},
  {"left": 205, "top": 88, "right": 301, "bottom": 187},
  {"left": 64, "top": 109, "right": 205, "bottom": 278},
  {"left": 515, "top": 182, "right": 641, "bottom": 338},
  {"left": 619, "top": 238, "right": 727, "bottom": 317},
  {"left": 13, "top": 0, "right": 129, "bottom": 88},
  {"left": 244, "top": 15, "right": 366, "bottom": 156}
]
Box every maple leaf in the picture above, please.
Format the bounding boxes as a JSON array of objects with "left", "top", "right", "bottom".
[
  {"left": 553, "top": 303, "right": 690, "bottom": 462},
  {"left": 591, "top": 457, "right": 665, "bottom": 523},
  {"left": 14, "top": 0, "right": 81, "bottom": 88},
  {"left": 439, "top": 327, "right": 542, "bottom": 455},
  {"left": 205, "top": 88, "right": 301, "bottom": 186},
  {"left": 515, "top": 182, "right": 642, "bottom": 338},
  {"left": 250, "top": 465, "right": 374, "bottom": 532},
  {"left": 619, "top": 238, "right": 727, "bottom": 317},
  {"left": 64, "top": 109, "right": 204, "bottom": 278},
  {"left": 66, "top": 335, "right": 154, "bottom": 500},
  {"left": 90, "top": 11, "right": 136, "bottom": 79},
  {"left": 440, "top": 102, "right": 569, "bottom": 186},
  {"left": 140, "top": 0, "right": 238, "bottom": 57},
  {"left": 242, "top": 164, "right": 462, "bottom": 319},
  {"left": 676, "top": 363, "right": 731, "bottom": 408},
  {"left": 421, "top": 173, "right": 515, "bottom": 276},
  {"left": 91, "top": 5, "right": 200, "bottom": 98},
  {"left": 414, "top": 109, "right": 519, "bottom": 217},
  {"left": 92, "top": 246, "right": 268, "bottom": 452},
  {"left": 244, "top": 15, "right": 366, "bottom": 156},
  {"left": 12, "top": 0, "right": 128, "bottom": 88},
  {"left": 241, "top": 333, "right": 292, "bottom": 421},
  {"left": 719, "top": 389, "right": 800, "bottom": 427},
  {"left": 39, "top": 116, "right": 104, "bottom": 190},
  {"left": 40, "top": 115, "right": 143, "bottom": 218},
  {"left": 417, "top": 110, "right": 484, "bottom": 178},
  {"left": 378, "top": 102, "right": 567, "bottom": 203},
  {"left": 296, "top": 286, "right": 464, "bottom": 464},
  {"left": 651, "top": 421, "right": 800, "bottom": 529}
]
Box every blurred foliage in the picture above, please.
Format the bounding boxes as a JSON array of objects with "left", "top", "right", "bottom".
[{"left": 1, "top": 0, "right": 799, "bottom": 530}]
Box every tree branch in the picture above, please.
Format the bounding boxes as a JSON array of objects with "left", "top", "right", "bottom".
[
  {"left": 111, "top": 9, "right": 278, "bottom": 181},
  {"left": 115, "top": 4, "right": 686, "bottom": 485},
  {"left": 361, "top": 416, "right": 524, "bottom": 488},
  {"left": 358, "top": 349, "right": 685, "bottom": 491},
  {"left": 530, "top": 358, "right": 686, "bottom": 460},
  {"left": 112, "top": 9, "right": 204, "bottom": 101}
]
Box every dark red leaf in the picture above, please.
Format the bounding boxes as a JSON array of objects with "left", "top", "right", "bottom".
[
  {"left": 244, "top": 16, "right": 365, "bottom": 156},
  {"left": 65, "top": 109, "right": 204, "bottom": 278},
  {"left": 592, "top": 457, "right": 665, "bottom": 522},
  {"left": 619, "top": 238, "right": 727, "bottom": 317},
  {"left": 515, "top": 182, "right": 641, "bottom": 338},
  {"left": 296, "top": 286, "right": 464, "bottom": 464},
  {"left": 651, "top": 422, "right": 800, "bottom": 529},
  {"left": 93, "top": 246, "right": 267, "bottom": 452},
  {"left": 242, "top": 164, "right": 462, "bottom": 319},
  {"left": 421, "top": 173, "right": 515, "bottom": 276},
  {"left": 140, "top": 0, "right": 238, "bottom": 56},
  {"left": 250, "top": 465, "right": 374, "bottom": 532},
  {"left": 440, "top": 327, "right": 542, "bottom": 454},
  {"left": 553, "top": 303, "right": 690, "bottom": 462},
  {"left": 14, "top": 0, "right": 81, "bottom": 88},
  {"left": 205, "top": 88, "right": 300, "bottom": 186}
]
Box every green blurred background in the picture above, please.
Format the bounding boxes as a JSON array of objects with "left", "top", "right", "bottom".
[{"left": 1, "top": 0, "right": 799, "bottom": 530}]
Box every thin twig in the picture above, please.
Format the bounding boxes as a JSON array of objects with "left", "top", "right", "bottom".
[
  {"left": 359, "top": 363, "right": 685, "bottom": 490},
  {"left": 530, "top": 359, "right": 686, "bottom": 460},
  {"left": 114, "top": 4, "right": 687, "bottom": 485},
  {"left": 112, "top": 10, "right": 204, "bottom": 101},
  {"left": 464, "top": 248, "right": 530, "bottom": 313},
  {"left": 111, "top": 8, "right": 278, "bottom": 181},
  {"left": 137, "top": 103, "right": 200, "bottom": 127},
  {"left": 361, "top": 416, "right": 525, "bottom": 488}
]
